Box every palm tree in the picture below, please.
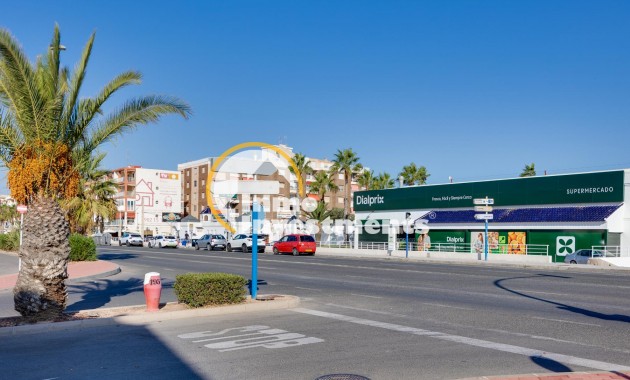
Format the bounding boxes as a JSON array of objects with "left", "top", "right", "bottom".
[
  {"left": 330, "top": 148, "right": 362, "bottom": 219},
  {"left": 398, "top": 162, "right": 430, "bottom": 186},
  {"left": 520, "top": 163, "right": 536, "bottom": 177},
  {"left": 373, "top": 173, "right": 395, "bottom": 190},
  {"left": 0, "top": 26, "right": 191, "bottom": 320},
  {"left": 309, "top": 170, "right": 339, "bottom": 205},
  {"left": 356, "top": 169, "right": 374, "bottom": 190},
  {"left": 288, "top": 152, "right": 313, "bottom": 204},
  {"left": 304, "top": 201, "right": 333, "bottom": 241},
  {"left": 63, "top": 153, "right": 117, "bottom": 234}
]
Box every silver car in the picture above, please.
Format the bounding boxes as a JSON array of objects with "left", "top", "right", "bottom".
[
  {"left": 195, "top": 234, "right": 227, "bottom": 251},
  {"left": 564, "top": 249, "right": 604, "bottom": 264}
]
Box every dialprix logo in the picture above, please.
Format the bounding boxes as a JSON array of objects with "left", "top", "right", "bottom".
[{"left": 556, "top": 236, "right": 575, "bottom": 256}]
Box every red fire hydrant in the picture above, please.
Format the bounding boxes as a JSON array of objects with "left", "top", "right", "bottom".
[{"left": 143, "top": 272, "right": 162, "bottom": 312}]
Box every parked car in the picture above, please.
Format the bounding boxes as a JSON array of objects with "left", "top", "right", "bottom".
[
  {"left": 273, "top": 234, "right": 317, "bottom": 256},
  {"left": 152, "top": 235, "right": 178, "bottom": 248},
  {"left": 226, "top": 234, "right": 266, "bottom": 253},
  {"left": 195, "top": 234, "right": 227, "bottom": 251},
  {"left": 146, "top": 236, "right": 156, "bottom": 248},
  {"left": 119, "top": 232, "right": 143, "bottom": 247},
  {"left": 564, "top": 249, "right": 605, "bottom": 264}
]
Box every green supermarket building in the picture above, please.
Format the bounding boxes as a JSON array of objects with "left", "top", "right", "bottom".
[{"left": 353, "top": 169, "right": 630, "bottom": 262}]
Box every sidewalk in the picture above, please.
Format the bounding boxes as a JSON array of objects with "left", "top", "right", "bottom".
[
  {"left": 461, "top": 371, "right": 630, "bottom": 379},
  {"left": 0, "top": 259, "right": 120, "bottom": 291}
]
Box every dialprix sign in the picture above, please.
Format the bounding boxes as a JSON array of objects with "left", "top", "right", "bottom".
[{"left": 354, "top": 170, "right": 624, "bottom": 212}]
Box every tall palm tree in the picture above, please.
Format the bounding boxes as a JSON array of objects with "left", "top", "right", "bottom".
[
  {"left": 0, "top": 26, "right": 191, "bottom": 320},
  {"left": 398, "top": 162, "right": 430, "bottom": 186},
  {"left": 288, "top": 152, "right": 313, "bottom": 205},
  {"left": 373, "top": 173, "right": 395, "bottom": 190},
  {"left": 309, "top": 170, "right": 339, "bottom": 205},
  {"left": 63, "top": 153, "right": 117, "bottom": 234},
  {"left": 520, "top": 163, "right": 536, "bottom": 177},
  {"left": 304, "top": 201, "right": 332, "bottom": 241},
  {"left": 330, "top": 148, "right": 362, "bottom": 218},
  {"left": 356, "top": 169, "right": 374, "bottom": 190}
]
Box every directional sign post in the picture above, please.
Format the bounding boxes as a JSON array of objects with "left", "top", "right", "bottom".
[
  {"left": 473, "top": 197, "right": 494, "bottom": 261},
  {"left": 250, "top": 202, "right": 265, "bottom": 299}
]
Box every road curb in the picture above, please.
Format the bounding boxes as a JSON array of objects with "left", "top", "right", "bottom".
[{"left": 0, "top": 295, "right": 300, "bottom": 336}]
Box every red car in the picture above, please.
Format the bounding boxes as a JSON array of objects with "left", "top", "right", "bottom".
[{"left": 273, "top": 234, "right": 317, "bottom": 256}]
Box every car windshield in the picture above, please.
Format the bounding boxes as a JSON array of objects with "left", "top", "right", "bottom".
[
  {"left": 130, "top": 234, "right": 141, "bottom": 238},
  {"left": 165, "top": 236, "right": 176, "bottom": 239},
  {"left": 300, "top": 235, "right": 315, "bottom": 242},
  {"left": 213, "top": 235, "right": 225, "bottom": 239}
]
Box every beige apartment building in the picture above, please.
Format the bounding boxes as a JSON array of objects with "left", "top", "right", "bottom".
[{"left": 178, "top": 145, "right": 361, "bottom": 226}]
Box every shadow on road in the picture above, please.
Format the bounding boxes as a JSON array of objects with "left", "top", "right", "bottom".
[
  {"left": 530, "top": 355, "right": 572, "bottom": 372},
  {"left": 66, "top": 278, "right": 174, "bottom": 312},
  {"left": 494, "top": 274, "right": 630, "bottom": 323},
  {"left": 1, "top": 322, "right": 204, "bottom": 379},
  {"left": 97, "top": 253, "right": 140, "bottom": 261}
]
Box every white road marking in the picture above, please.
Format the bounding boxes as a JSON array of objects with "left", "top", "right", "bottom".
[
  {"left": 326, "top": 303, "right": 408, "bottom": 318},
  {"left": 295, "top": 287, "right": 321, "bottom": 291},
  {"left": 178, "top": 324, "right": 323, "bottom": 352},
  {"left": 530, "top": 316, "right": 600, "bottom": 327},
  {"left": 291, "top": 308, "right": 630, "bottom": 371},
  {"left": 350, "top": 293, "right": 383, "bottom": 299}
]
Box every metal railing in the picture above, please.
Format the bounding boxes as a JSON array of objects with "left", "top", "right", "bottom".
[
  {"left": 316, "top": 240, "right": 549, "bottom": 255},
  {"left": 591, "top": 246, "right": 629, "bottom": 257}
]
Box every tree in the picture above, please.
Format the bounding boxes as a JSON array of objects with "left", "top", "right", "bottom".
[
  {"left": 330, "top": 148, "right": 362, "bottom": 219},
  {"left": 288, "top": 152, "right": 313, "bottom": 204},
  {"left": 0, "top": 204, "right": 18, "bottom": 231},
  {"left": 304, "top": 201, "right": 332, "bottom": 241},
  {"left": 520, "top": 163, "right": 536, "bottom": 177},
  {"left": 356, "top": 169, "right": 374, "bottom": 190},
  {"left": 373, "top": 173, "right": 395, "bottom": 190},
  {"left": 0, "top": 26, "right": 191, "bottom": 320},
  {"left": 62, "top": 153, "right": 117, "bottom": 234},
  {"left": 398, "top": 162, "right": 430, "bottom": 186},
  {"left": 309, "top": 170, "right": 339, "bottom": 204}
]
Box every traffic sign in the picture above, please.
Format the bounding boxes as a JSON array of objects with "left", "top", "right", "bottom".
[
  {"left": 17, "top": 204, "right": 27, "bottom": 214},
  {"left": 474, "top": 213, "right": 494, "bottom": 220},
  {"left": 473, "top": 198, "right": 494, "bottom": 205},
  {"left": 474, "top": 205, "right": 493, "bottom": 212}
]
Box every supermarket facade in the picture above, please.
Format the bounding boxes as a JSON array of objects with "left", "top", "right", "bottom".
[{"left": 353, "top": 169, "right": 630, "bottom": 262}]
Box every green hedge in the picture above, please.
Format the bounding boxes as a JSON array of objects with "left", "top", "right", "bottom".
[
  {"left": 174, "top": 273, "right": 247, "bottom": 308},
  {"left": 69, "top": 233, "right": 97, "bottom": 261},
  {"left": 0, "top": 230, "right": 20, "bottom": 251}
]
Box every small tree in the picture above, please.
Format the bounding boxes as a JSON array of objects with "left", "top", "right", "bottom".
[{"left": 520, "top": 163, "right": 536, "bottom": 177}]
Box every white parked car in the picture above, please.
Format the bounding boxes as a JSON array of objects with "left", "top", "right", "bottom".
[
  {"left": 226, "top": 234, "right": 266, "bottom": 253},
  {"left": 119, "top": 232, "right": 143, "bottom": 247},
  {"left": 152, "top": 235, "right": 178, "bottom": 248}
]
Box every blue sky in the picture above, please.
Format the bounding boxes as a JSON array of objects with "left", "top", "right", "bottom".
[{"left": 2, "top": 1, "right": 629, "bottom": 194}]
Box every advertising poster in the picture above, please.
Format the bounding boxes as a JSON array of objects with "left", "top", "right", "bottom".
[
  {"left": 508, "top": 231, "right": 526, "bottom": 254},
  {"left": 471, "top": 231, "right": 499, "bottom": 254}
]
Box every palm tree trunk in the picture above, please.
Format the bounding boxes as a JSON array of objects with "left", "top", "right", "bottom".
[{"left": 14, "top": 196, "right": 70, "bottom": 320}]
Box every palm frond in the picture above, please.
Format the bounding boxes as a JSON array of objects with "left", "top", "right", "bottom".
[{"left": 83, "top": 95, "right": 191, "bottom": 152}]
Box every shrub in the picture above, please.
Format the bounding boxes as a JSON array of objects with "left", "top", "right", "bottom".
[
  {"left": 174, "top": 272, "right": 247, "bottom": 308},
  {"left": 0, "top": 230, "right": 20, "bottom": 251},
  {"left": 69, "top": 233, "right": 97, "bottom": 261}
]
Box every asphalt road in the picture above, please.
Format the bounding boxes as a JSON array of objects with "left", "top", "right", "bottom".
[{"left": 1, "top": 246, "right": 629, "bottom": 379}]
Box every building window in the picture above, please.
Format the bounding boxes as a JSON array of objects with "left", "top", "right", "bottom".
[
  {"left": 201, "top": 193, "right": 205, "bottom": 199},
  {"left": 201, "top": 180, "right": 205, "bottom": 186},
  {"left": 324, "top": 196, "right": 330, "bottom": 203},
  {"left": 193, "top": 205, "right": 197, "bottom": 212},
  {"left": 194, "top": 180, "right": 197, "bottom": 187},
  {"left": 338, "top": 197, "right": 344, "bottom": 204},
  {"left": 186, "top": 182, "right": 189, "bottom": 189},
  {"left": 202, "top": 167, "right": 206, "bottom": 174},
  {"left": 338, "top": 174, "right": 344, "bottom": 180},
  {"left": 127, "top": 200, "right": 135, "bottom": 209}
]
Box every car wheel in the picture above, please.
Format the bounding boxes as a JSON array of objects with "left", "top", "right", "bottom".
[
  {"left": 227, "top": 244, "right": 232, "bottom": 252},
  {"left": 242, "top": 243, "right": 249, "bottom": 253},
  {"left": 292, "top": 248, "right": 299, "bottom": 256},
  {"left": 126, "top": 241, "right": 130, "bottom": 247},
  {"left": 570, "top": 260, "right": 577, "bottom": 264},
  {"left": 273, "top": 247, "right": 279, "bottom": 255},
  {"left": 159, "top": 243, "right": 162, "bottom": 248},
  {"left": 118, "top": 241, "right": 122, "bottom": 246},
  {"left": 195, "top": 243, "right": 199, "bottom": 250},
  {"left": 207, "top": 244, "right": 212, "bottom": 251}
]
